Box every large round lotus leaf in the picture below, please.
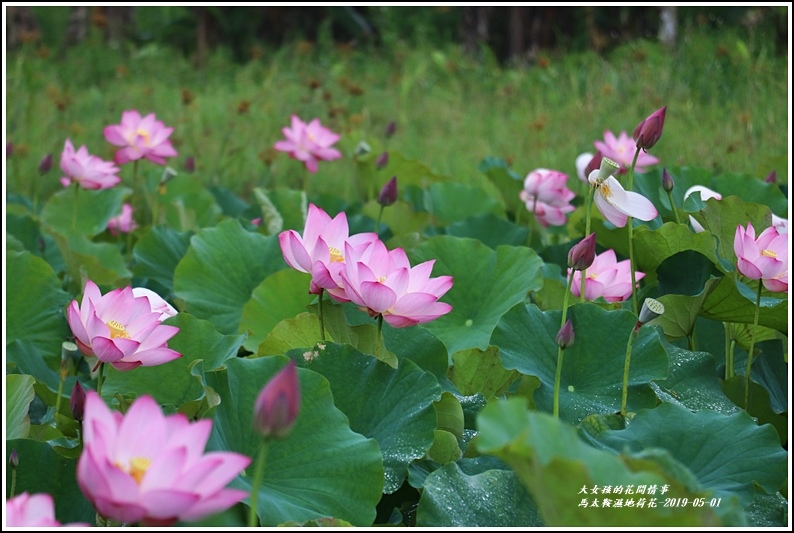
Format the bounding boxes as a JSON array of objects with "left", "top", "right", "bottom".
[
  {"left": 589, "top": 402, "right": 787, "bottom": 506},
  {"left": 51, "top": 232, "right": 132, "bottom": 287},
  {"left": 239, "top": 269, "right": 315, "bottom": 352},
  {"left": 102, "top": 313, "right": 245, "bottom": 407},
  {"left": 423, "top": 182, "right": 504, "bottom": 224},
  {"left": 476, "top": 399, "right": 728, "bottom": 527},
  {"left": 132, "top": 226, "right": 192, "bottom": 293},
  {"left": 204, "top": 356, "right": 384, "bottom": 526},
  {"left": 285, "top": 342, "right": 441, "bottom": 493},
  {"left": 700, "top": 276, "right": 787, "bottom": 333},
  {"left": 444, "top": 213, "right": 529, "bottom": 249},
  {"left": 6, "top": 439, "right": 95, "bottom": 525},
  {"left": 415, "top": 462, "right": 543, "bottom": 527},
  {"left": 6, "top": 374, "right": 36, "bottom": 440},
  {"left": 40, "top": 186, "right": 131, "bottom": 237},
  {"left": 491, "top": 302, "right": 669, "bottom": 423},
  {"left": 173, "top": 219, "right": 286, "bottom": 334},
  {"left": 6, "top": 251, "right": 72, "bottom": 358},
  {"left": 407, "top": 236, "right": 544, "bottom": 354}
]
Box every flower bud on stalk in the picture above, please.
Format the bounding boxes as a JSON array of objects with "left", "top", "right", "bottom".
[
  {"left": 661, "top": 168, "right": 674, "bottom": 193},
  {"left": 633, "top": 106, "right": 667, "bottom": 151},
  {"left": 568, "top": 233, "right": 597, "bottom": 271},
  {"left": 38, "top": 153, "right": 53, "bottom": 175},
  {"left": 253, "top": 360, "right": 301, "bottom": 440},
  {"left": 765, "top": 170, "right": 776, "bottom": 184},
  {"left": 556, "top": 319, "right": 575, "bottom": 350},
  {"left": 377, "top": 176, "right": 398, "bottom": 207},
  {"left": 375, "top": 151, "right": 389, "bottom": 169}
]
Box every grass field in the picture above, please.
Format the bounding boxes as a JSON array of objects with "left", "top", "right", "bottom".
[{"left": 5, "top": 23, "right": 789, "bottom": 204}]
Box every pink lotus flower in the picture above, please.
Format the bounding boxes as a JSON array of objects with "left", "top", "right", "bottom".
[
  {"left": 575, "top": 152, "right": 600, "bottom": 183},
  {"left": 772, "top": 214, "right": 788, "bottom": 234},
  {"left": 684, "top": 185, "right": 722, "bottom": 233},
  {"left": 519, "top": 168, "right": 576, "bottom": 227},
  {"left": 253, "top": 360, "right": 301, "bottom": 440},
  {"left": 66, "top": 280, "right": 181, "bottom": 371},
  {"left": 131, "top": 287, "right": 178, "bottom": 321},
  {"left": 104, "top": 110, "right": 178, "bottom": 165},
  {"left": 107, "top": 203, "right": 138, "bottom": 236},
  {"left": 588, "top": 168, "right": 658, "bottom": 228},
  {"left": 734, "top": 222, "right": 788, "bottom": 292},
  {"left": 279, "top": 203, "right": 378, "bottom": 299},
  {"left": 594, "top": 131, "right": 659, "bottom": 174},
  {"left": 59, "top": 139, "right": 121, "bottom": 190},
  {"left": 6, "top": 492, "right": 90, "bottom": 527},
  {"left": 633, "top": 106, "right": 667, "bottom": 151},
  {"left": 78, "top": 391, "right": 250, "bottom": 526},
  {"left": 339, "top": 239, "right": 453, "bottom": 327},
  {"left": 274, "top": 115, "right": 342, "bottom": 173},
  {"left": 568, "top": 249, "right": 645, "bottom": 303}
]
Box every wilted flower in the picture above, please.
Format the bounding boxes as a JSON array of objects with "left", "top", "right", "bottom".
[
  {"left": 274, "top": 115, "right": 342, "bottom": 173},
  {"left": 131, "top": 287, "right": 178, "bottom": 321},
  {"left": 70, "top": 381, "right": 86, "bottom": 422},
  {"left": 587, "top": 167, "right": 658, "bottom": 228},
  {"left": 568, "top": 233, "right": 597, "bottom": 271},
  {"left": 734, "top": 222, "right": 788, "bottom": 292},
  {"left": 519, "top": 168, "right": 576, "bottom": 227},
  {"left": 253, "top": 360, "right": 301, "bottom": 440},
  {"left": 59, "top": 139, "right": 121, "bottom": 190},
  {"left": 377, "top": 176, "right": 398, "bottom": 207},
  {"left": 338, "top": 238, "right": 453, "bottom": 327},
  {"left": 107, "top": 203, "right": 138, "bottom": 236},
  {"left": 279, "top": 203, "right": 378, "bottom": 298},
  {"left": 104, "top": 110, "right": 178, "bottom": 165},
  {"left": 569, "top": 249, "right": 645, "bottom": 303},
  {"left": 66, "top": 280, "right": 181, "bottom": 371},
  {"left": 594, "top": 131, "right": 659, "bottom": 173},
  {"left": 633, "top": 106, "right": 667, "bottom": 151},
  {"left": 78, "top": 391, "right": 250, "bottom": 526},
  {"left": 6, "top": 492, "right": 90, "bottom": 527},
  {"left": 38, "top": 153, "right": 53, "bottom": 175},
  {"left": 556, "top": 319, "right": 575, "bottom": 349}
]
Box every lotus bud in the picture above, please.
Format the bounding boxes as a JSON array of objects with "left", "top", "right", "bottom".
[
  {"left": 9, "top": 449, "right": 19, "bottom": 469},
  {"left": 253, "top": 360, "right": 300, "bottom": 440},
  {"left": 568, "top": 233, "right": 597, "bottom": 271},
  {"left": 765, "top": 170, "right": 776, "bottom": 184},
  {"left": 377, "top": 176, "right": 398, "bottom": 207},
  {"left": 385, "top": 121, "right": 396, "bottom": 138},
  {"left": 6, "top": 142, "right": 13, "bottom": 158},
  {"left": 38, "top": 153, "right": 53, "bottom": 175},
  {"left": 70, "top": 381, "right": 86, "bottom": 422},
  {"left": 661, "top": 168, "right": 674, "bottom": 193},
  {"left": 556, "top": 319, "right": 575, "bottom": 349},
  {"left": 184, "top": 156, "right": 195, "bottom": 173},
  {"left": 375, "top": 151, "right": 389, "bottom": 169},
  {"left": 633, "top": 106, "right": 667, "bottom": 151}
]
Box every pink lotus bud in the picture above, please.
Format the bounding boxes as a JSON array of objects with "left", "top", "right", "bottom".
[
  {"left": 184, "top": 156, "right": 195, "bottom": 173},
  {"left": 556, "top": 319, "right": 575, "bottom": 349},
  {"left": 661, "top": 168, "right": 674, "bottom": 193},
  {"left": 385, "top": 121, "right": 396, "bottom": 138},
  {"left": 377, "top": 176, "right": 398, "bottom": 207},
  {"left": 38, "top": 153, "right": 53, "bottom": 175},
  {"left": 375, "top": 151, "right": 389, "bottom": 169},
  {"left": 6, "top": 142, "right": 13, "bottom": 158},
  {"left": 9, "top": 449, "right": 19, "bottom": 469},
  {"left": 253, "top": 360, "right": 300, "bottom": 440},
  {"left": 765, "top": 170, "right": 776, "bottom": 184},
  {"left": 568, "top": 233, "right": 597, "bottom": 271},
  {"left": 70, "top": 381, "right": 86, "bottom": 422},
  {"left": 585, "top": 151, "right": 603, "bottom": 178},
  {"left": 633, "top": 106, "right": 667, "bottom": 151}
]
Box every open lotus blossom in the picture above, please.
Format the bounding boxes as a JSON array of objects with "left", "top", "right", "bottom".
[
  {"left": 338, "top": 238, "right": 453, "bottom": 327},
  {"left": 274, "top": 115, "right": 342, "bottom": 173},
  {"left": 519, "top": 168, "right": 576, "bottom": 227},
  {"left": 734, "top": 222, "right": 788, "bottom": 292},
  {"left": 104, "top": 110, "right": 178, "bottom": 165},
  {"left": 78, "top": 391, "right": 250, "bottom": 526},
  {"left": 6, "top": 492, "right": 90, "bottom": 527},
  {"left": 107, "top": 203, "right": 138, "bottom": 236},
  {"left": 131, "top": 287, "right": 178, "bottom": 321},
  {"left": 594, "top": 130, "right": 659, "bottom": 174},
  {"left": 59, "top": 139, "right": 121, "bottom": 190},
  {"left": 568, "top": 249, "right": 645, "bottom": 303},
  {"left": 588, "top": 169, "right": 658, "bottom": 228},
  {"left": 771, "top": 214, "right": 788, "bottom": 234},
  {"left": 279, "top": 203, "right": 378, "bottom": 299},
  {"left": 66, "top": 280, "right": 181, "bottom": 371}
]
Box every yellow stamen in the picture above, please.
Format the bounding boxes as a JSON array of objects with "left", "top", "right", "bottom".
[
  {"left": 118, "top": 457, "right": 152, "bottom": 484},
  {"left": 761, "top": 249, "right": 777, "bottom": 258},
  {"left": 329, "top": 247, "right": 344, "bottom": 263},
  {"left": 107, "top": 320, "right": 130, "bottom": 339},
  {"left": 135, "top": 128, "right": 151, "bottom": 146},
  {"left": 600, "top": 183, "right": 612, "bottom": 199}
]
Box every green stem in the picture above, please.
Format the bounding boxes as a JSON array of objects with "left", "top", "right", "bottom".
[
  {"left": 666, "top": 191, "right": 682, "bottom": 224},
  {"left": 10, "top": 462, "right": 17, "bottom": 499},
  {"left": 127, "top": 161, "right": 139, "bottom": 254},
  {"left": 554, "top": 271, "right": 575, "bottom": 418},
  {"left": 376, "top": 205, "right": 385, "bottom": 233},
  {"left": 626, "top": 147, "right": 641, "bottom": 193},
  {"left": 744, "top": 282, "right": 763, "bottom": 410},
  {"left": 318, "top": 290, "right": 326, "bottom": 342},
  {"left": 625, "top": 147, "right": 642, "bottom": 315},
  {"left": 247, "top": 439, "right": 270, "bottom": 527},
  {"left": 376, "top": 314, "right": 384, "bottom": 360},
  {"left": 72, "top": 183, "right": 80, "bottom": 231},
  {"left": 580, "top": 186, "right": 596, "bottom": 303},
  {"left": 213, "top": 120, "right": 236, "bottom": 186},
  {"left": 621, "top": 326, "right": 639, "bottom": 417},
  {"left": 95, "top": 362, "right": 105, "bottom": 398},
  {"left": 55, "top": 362, "right": 66, "bottom": 416},
  {"left": 527, "top": 195, "right": 539, "bottom": 248}
]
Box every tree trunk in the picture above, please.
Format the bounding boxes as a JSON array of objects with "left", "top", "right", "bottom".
[{"left": 658, "top": 6, "right": 677, "bottom": 49}]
